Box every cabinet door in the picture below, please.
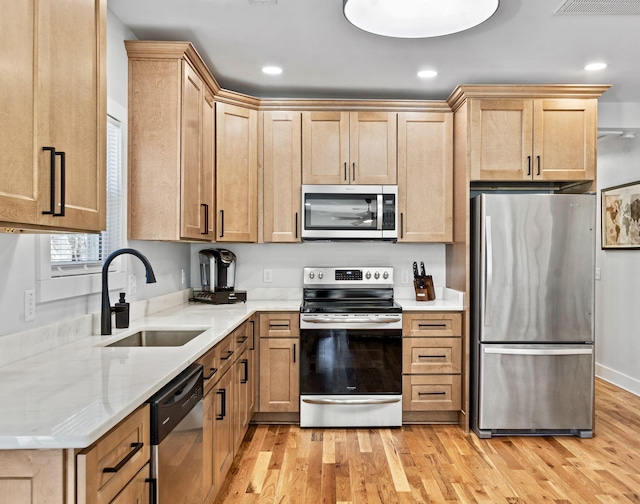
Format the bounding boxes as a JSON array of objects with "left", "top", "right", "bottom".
[
  {"left": 469, "top": 99, "right": 533, "bottom": 181},
  {"left": 0, "top": 0, "right": 106, "bottom": 232},
  {"left": 181, "top": 62, "right": 207, "bottom": 240},
  {"left": 397, "top": 112, "right": 453, "bottom": 242},
  {"left": 216, "top": 102, "right": 258, "bottom": 242},
  {"left": 0, "top": 1, "right": 39, "bottom": 226},
  {"left": 302, "top": 111, "right": 350, "bottom": 184},
  {"left": 110, "top": 464, "right": 150, "bottom": 504},
  {"left": 533, "top": 99, "right": 596, "bottom": 181},
  {"left": 263, "top": 111, "right": 302, "bottom": 242},
  {"left": 350, "top": 112, "right": 397, "bottom": 184},
  {"left": 38, "top": 0, "right": 106, "bottom": 231},
  {"left": 259, "top": 337, "right": 299, "bottom": 412},
  {"left": 0, "top": 450, "right": 66, "bottom": 504},
  {"left": 212, "top": 368, "right": 234, "bottom": 489},
  {"left": 203, "top": 390, "right": 215, "bottom": 503}
]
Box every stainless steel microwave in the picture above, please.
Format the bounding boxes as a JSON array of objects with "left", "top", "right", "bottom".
[{"left": 301, "top": 185, "right": 398, "bottom": 240}]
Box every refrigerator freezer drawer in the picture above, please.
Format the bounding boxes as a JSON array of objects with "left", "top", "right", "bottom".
[{"left": 477, "top": 344, "right": 593, "bottom": 435}]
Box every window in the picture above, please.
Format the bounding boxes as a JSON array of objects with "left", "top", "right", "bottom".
[{"left": 49, "top": 116, "right": 123, "bottom": 276}]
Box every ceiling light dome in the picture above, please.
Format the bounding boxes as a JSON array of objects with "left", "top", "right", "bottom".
[{"left": 343, "top": 0, "right": 499, "bottom": 38}]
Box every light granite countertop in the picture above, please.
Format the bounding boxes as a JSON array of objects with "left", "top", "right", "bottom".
[{"left": 0, "top": 289, "right": 463, "bottom": 450}]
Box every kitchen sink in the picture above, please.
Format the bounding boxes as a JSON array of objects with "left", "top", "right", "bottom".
[{"left": 106, "top": 329, "right": 204, "bottom": 347}]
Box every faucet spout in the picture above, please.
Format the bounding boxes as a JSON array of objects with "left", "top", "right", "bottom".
[{"left": 101, "top": 248, "right": 157, "bottom": 335}]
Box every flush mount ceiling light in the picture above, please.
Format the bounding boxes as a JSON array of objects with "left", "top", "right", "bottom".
[
  {"left": 417, "top": 70, "right": 438, "bottom": 78},
  {"left": 262, "top": 66, "right": 283, "bottom": 75},
  {"left": 343, "top": 0, "right": 500, "bottom": 38},
  {"left": 585, "top": 62, "right": 607, "bottom": 71}
]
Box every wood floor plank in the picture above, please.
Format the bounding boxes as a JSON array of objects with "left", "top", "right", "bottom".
[{"left": 215, "top": 379, "right": 640, "bottom": 503}]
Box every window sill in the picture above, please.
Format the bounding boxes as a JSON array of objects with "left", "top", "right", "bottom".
[{"left": 37, "top": 271, "right": 126, "bottom": 303}]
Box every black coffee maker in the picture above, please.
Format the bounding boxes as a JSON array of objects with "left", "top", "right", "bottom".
[{"left": 194, "top": 248, "right": 246, "bottom": 304}]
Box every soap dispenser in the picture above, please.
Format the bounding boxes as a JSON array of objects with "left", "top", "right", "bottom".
[{"left": 114, "top": 292, "right": 130, "bottom": 329}]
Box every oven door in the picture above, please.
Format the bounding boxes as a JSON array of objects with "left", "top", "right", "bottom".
[{"left": 300, "top": 326, "right": 402, "bottom": 427}]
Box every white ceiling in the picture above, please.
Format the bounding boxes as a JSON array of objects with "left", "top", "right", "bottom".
[{"left": 107, "top": 0, "right": 640, "bottom": 104}]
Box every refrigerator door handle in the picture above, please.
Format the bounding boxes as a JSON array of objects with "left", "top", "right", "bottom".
[
  {"left": 484, "top": 216, "right": 493, "bottom": 327},
  {"left": 484, "top": 347, "right": 593, "bottom": 356}
]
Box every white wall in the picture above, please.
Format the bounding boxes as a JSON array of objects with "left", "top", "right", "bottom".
[
  {"left": 594, "top": 103, "right": 640, "bottom": 395},
  {"left": 190, "top": 242, "right": 446, "bottom": 300},
  {"left": 0, "top": 11, "right": 191, "bottom": 338}
]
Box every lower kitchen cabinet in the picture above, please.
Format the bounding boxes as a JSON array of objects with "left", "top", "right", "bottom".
[
  {"left": 110, "top": 464, "right": 150, "bottom": 504},
  {"left": 0, "top": 449, "right": 68, "bottom": 504},
  {"left": 258, "top": 313, "right": 300, "bottom": 414},
  {"left": 402, "top": 312, "right": 462, "bottom": 423},
  {"left": 77, "top": 404, "right": 150, "bottom": 504},
  {"left": 211, "top": 367, "right": 234, "bottom": 501}
]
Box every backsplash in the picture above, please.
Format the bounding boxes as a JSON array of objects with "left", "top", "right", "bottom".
[{"left": 190, "top": 241, "right": 446, "bottom": 300}]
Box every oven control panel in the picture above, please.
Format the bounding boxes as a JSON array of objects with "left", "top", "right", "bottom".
[{"left": 304, "top": 267, "right": 393, "bottom": 286}]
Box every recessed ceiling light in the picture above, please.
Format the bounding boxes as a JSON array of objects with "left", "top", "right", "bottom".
[
  {"left": 418, "top": 70, "right": 438, "bottom": 78},
  {"left": 262, "top": 66, "right": 283, "bottom": 75},
  {"left": 343, "top": 0, "right": 500, "bottom": 38},
  {"left": 585, "top": 62, "right": 607, "bottom": 71}
]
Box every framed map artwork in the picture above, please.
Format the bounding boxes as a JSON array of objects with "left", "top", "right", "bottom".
[{"left": 601, "top": 180, "right": 640, "bottom": 249}]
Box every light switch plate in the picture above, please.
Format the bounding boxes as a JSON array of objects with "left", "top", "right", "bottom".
[{"left": 25, "top": 289, "right": 35, "bottom": 322}]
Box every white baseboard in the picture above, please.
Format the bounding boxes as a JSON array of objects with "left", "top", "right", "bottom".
[{"left": 596, "top": 363, "right": 640, "bottom": 397}]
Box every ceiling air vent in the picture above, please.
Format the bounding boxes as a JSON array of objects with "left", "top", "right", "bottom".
[{"left": 555, "top": 0, "right": 640, "bottom": 15}]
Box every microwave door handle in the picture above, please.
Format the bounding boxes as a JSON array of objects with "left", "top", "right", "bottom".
[{"left": 377, "top": 194, "right": 383, "bottom": 230}]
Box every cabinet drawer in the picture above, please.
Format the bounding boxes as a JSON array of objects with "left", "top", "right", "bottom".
[
  {"left": 403, "top": 312, "right": 461, "bottom": 337},
  {"left": 233, "top": 322, "right": 250, "bottom": 356},
  {"left": 77, "top": 404, "right": 150, "bottom": 504},
  {"left": 259, "top": 312, "right": 300, "bottom": 337},
  {"left": 402, "top": 375, "right": 461, "bottom": 412},
  {"left": 199, "top": 346, "right": 219, "bottom": 395},
  {"left": 110, "top": 463, "right": 150, "bottom": 504},
  {"left": 403, "top": 337, "right": 462, "bottom": 374},
  {"left": 216, "top": 334, "right": 236, "bottom": 379}
]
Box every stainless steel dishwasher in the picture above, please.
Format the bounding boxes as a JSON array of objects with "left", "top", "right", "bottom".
[{"left": 148, "top": 363, "right": 204, "bottom": 504}]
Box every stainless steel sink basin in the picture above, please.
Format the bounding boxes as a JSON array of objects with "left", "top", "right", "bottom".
[{"left": 106, "top": 329, "right": 204, "bottom": 347}]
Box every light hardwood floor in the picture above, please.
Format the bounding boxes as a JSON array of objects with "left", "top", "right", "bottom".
[{"left": 214, "top": 379, "right": 640, "bottom": 503}]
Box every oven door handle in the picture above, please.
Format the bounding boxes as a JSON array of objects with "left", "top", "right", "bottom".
[
  {"left": 301, "top": 316, "right": 402, "bottom": 324},
  {"left": 302, "top": 398, "right": 401, "bottom": 405}
]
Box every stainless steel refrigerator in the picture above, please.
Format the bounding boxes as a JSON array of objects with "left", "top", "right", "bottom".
[{"left": 471, "top": 193, "right": 595, "bottom": 438}]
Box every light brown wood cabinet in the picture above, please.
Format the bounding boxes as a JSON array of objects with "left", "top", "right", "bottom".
[
  {"left": 126, "top": 41, "right": 215, "bottom": 241},
  {"left": 302, "top": 111, "right": 397, "bottom": 185},
  {"left": 258, "top": 313, "right": 300, "bottom": 413},
  {"left": 0, "top": 0, "right": 106, "bottom": 233},
  {"left": 402, "top": 312, "right": 462, "bottom": 415},
  {"left": 76, "top": 404, "right": 151, "bottom": 504},
  {"left": 262, "top": 111, "right": 302, "bottom": 242},
  {"left": 397, "top": 112, "right": 453, "bottom": 242},
  {"left": 469, "top": 98, "right": 597, "bottom": 182},
  {"left": 216, "top": 102, "right": 258, "bottom": 242},
  {"left": 0, "top": 450, "right": 68, "bottom": 504}
]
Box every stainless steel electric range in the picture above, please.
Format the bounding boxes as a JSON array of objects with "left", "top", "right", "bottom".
[{"left": 299, "top": 267, "right": 403, "bottom": 428}]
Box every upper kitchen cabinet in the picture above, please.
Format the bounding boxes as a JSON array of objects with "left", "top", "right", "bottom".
[
  {"left": 397, "top": 112, "right": 453, "bottom": 243},
  {"left": 262, "top": 111, "right": 302, "bottom": 243},
  {"left": 0, "top": 0, "right": 106, "bottom": 233},
  {"left": 216, "top": 102, "right": 258, "bottom": 242},
  {"left": 302, "top": 111, "right": 397, "bottom": 185},
  {"left": 448, "top": 85, "right": 610, "bottom": 184},
  {"left": 127, "top": 41, "right": 215, "bottom": 242}
]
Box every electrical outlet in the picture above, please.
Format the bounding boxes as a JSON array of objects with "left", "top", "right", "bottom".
[
  {"left": 181, "top": 268, "right": 186, "bottom": 286},
  {"left": 25, "top": 289, "right": 35, "bottom": 322},
  {"left": 595, "top": 267, "right": 601, "bottom": 280},
  {"left": 400, "top": 269, "right": 410, "bottom": 284},
  {"left": 128, "top": 274, "right": 137, "bottom": 296},
  {"left": 263, "top": 269, "right": 273, "bottom": 283}
]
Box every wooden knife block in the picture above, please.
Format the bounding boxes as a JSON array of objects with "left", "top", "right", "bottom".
[{"left": 414, "top": 277, "right": 436, "bottom": 302}]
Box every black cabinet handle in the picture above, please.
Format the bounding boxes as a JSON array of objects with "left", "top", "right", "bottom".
[
  {"left": 248, "top": 320, "right": 255, "bottom": 350},
  {"left": 103, "top": 442, "right": 143, "bottom": 473},
  {"left": 536, "top": 155, "right": 541, "bottom": 176},
  {"left": 56, "top": 151, "right": 65, "bottom": 216},
  {"left": 219, "top": 210, "right": 224, "bottom": 238},
  {"left": 220, "top": 350, "right": 234, "bottom": 361},
  {"left": 201, "top": 203, "right": 209, "bottom": 235},
  {"left": 295, "top": 212, "right": 298, "bottom": 239},
  {"left": 527, "top": 155, "right": 532, "bottom": 176},
  {"left": 400, "top": 213, "right": 404, "bottom": 239},
  {"left": 216, "top": 388, "right": 226, "bottom": 420},
  {"left": 42, "top": 147, "right": 56, "bottom": 215},
  {"left": 418, "top": 391, "right": 446, "bottom": 396},
  {"left": 344, "top": 162, "right": 347, "bottom": 181},
  {"left": 241, "top": 358, "right": 249, "bottom": 383},
  {"left": 237, "top": 336, "right": 248, "bottom": 344},
  {"left": 418, "top": 355, "right": 447, "bottom": 359},
  {"left": 204, "top": 367, "right": 218, "bottom": 380},
  {"left": 352, "top": 162, "right": 356, "bottom": 181},
  {"left": 293, "top": 343, "right": 296, "bottom": 364}
]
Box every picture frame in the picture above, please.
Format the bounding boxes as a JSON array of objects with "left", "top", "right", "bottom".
[{"left": 601, "top": 180, "right": 640, "bottom": 249}]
